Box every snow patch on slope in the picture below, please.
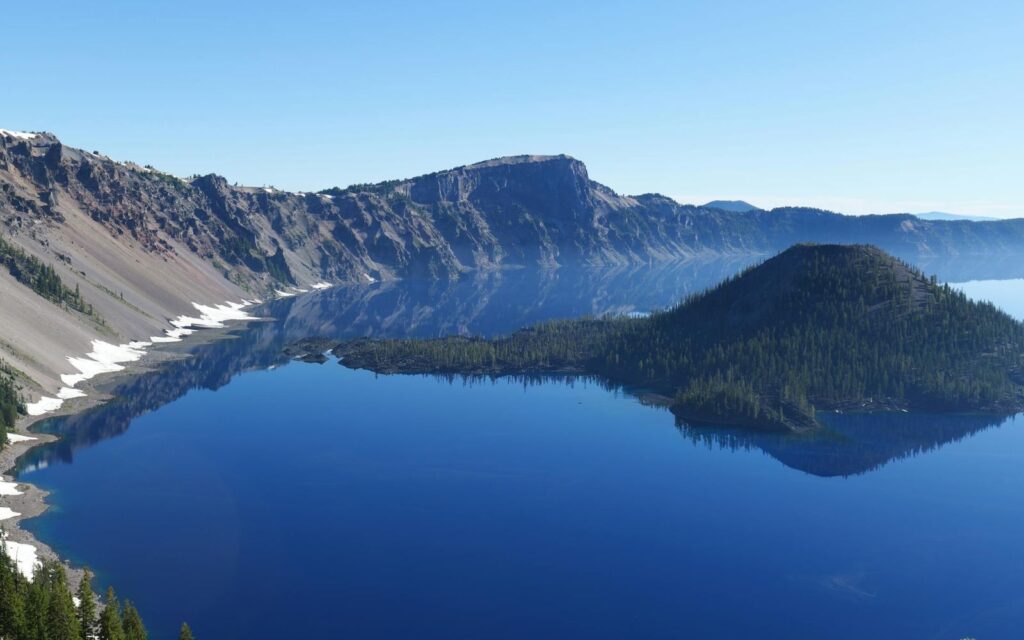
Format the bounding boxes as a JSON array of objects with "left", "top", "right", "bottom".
[
  {"left": 26, "top": 396, "right": 62, "bottom": 416},
  {"left": 0, "top": 481, "right": 23, "bottom": 497},
  {"left": 57, "top": 387, "right": 86, "bottom": 400},
  {"left": 0, "top": 129, "right": 38, "bottom": 140},
  {"left": 0, "top": 534, "right": 37, "bottom": 580},
  {"left": 32, "top": 300, "right": 261, "bottom": 418}
]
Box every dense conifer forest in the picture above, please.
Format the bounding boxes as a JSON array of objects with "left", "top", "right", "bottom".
[
  {"left": 329, "top": 244, "right": 1024, "bottom": 431},
  {"left": 0, "top": 546, "right": 160, "bottom": 640}
]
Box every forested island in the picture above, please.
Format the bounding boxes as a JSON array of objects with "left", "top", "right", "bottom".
[{"left": 308, "top": 244, "right": 1024, "bottom": 432}]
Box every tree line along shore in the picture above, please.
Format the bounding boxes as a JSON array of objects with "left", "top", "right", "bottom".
[{"left": 322, "top": 245, "right": 1024, "bottom": 432}]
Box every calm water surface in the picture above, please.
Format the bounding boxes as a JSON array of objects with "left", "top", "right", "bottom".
[{"left": 17, "top": 265, "right": 1024, "bottom": 639}]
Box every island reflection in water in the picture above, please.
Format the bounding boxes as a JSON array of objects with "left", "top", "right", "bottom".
[
  {"left": 15, "top": 255, "right": 1024, "bottom": 640},
  {"left": 679, "top": 411, "right": 1010, "bottom": 477},
  {"left": 20, "top": 256, "right": 1023, "bottom": 479}
]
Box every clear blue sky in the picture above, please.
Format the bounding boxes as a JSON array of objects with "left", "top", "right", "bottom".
[{"left": 3, "top": 1, "right": 1022, "bottom": 216}]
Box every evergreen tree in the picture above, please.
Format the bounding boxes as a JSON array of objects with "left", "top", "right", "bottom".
[
  {"left": 98, "top": 587, "right": 126, "bottom": 640},
  {"left": 0, "top": 233, "right": 103, "bottom": 321},
  {"left": 122, "top": 599, "right": 148, "bottom": 640},
  {"left": 0, "top": 370, "right": 21, "bottom": 450},
  {"left": 179, "top": 622, "right": 195, "bottom": 640},
  {"left": 0, "top": 541, "right": 146, "bottom": 640},
  {"left": 0, "top": 540, "right": 27, "bottom": 638},
  {"left": 77, "top": 568, "right": 98, "bottom": 640},
  {"left": 24, "top": 573, "right": 51, "bottom": 640},
  {"left": 39, "top": 560, "right": 81, "bottom": 640}
]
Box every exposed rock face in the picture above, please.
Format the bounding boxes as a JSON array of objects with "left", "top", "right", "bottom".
[{"left": 5, "top": 133, "right": 1024, "bottom": 295}]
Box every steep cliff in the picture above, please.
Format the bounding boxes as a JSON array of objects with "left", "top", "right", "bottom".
[
  {"left": 6, "top": 132, "right": 1024, "bottom": 295},
  {"left": 3, "top": 128, "right": 1024, "bottom": 402}
]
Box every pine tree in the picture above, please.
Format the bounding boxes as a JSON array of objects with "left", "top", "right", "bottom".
[
  {"left": 0, "top": 541, "right": 27, "bottom": 638},
  {"left": 25, "top": 576, "right": 51, "bottom": 640},
  {"left": 179, "top": 622, "right": 195, "bottom": 640},
  {"left": 122, "top": 599, "right": 148, "bottom": 640},
  {"left": 41, "top": 560, "right": 81, "bottom": 640},
  {"left": 77, "top": 568, "right": 98, "bottom": 640},
  {"left": 98, "top": 586, "right": 126, "bottom": 640}
]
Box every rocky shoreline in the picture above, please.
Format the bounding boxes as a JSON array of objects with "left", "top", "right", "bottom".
[
  {"left": 0, "top": 342, "right": 203, "bottom": 590},
  {"left": 0, "top": 429, "right": 67, "bottom": 581},
  {"left": 0, "top": 307, "right": 279, "bottom": 591}
]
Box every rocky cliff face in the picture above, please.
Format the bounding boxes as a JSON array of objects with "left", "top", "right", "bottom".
[
  {"left": 4, "top": 132, "right": 1024, "bottom": 293},
  {"left": 3, "top": 128, "right": 1024, "bottom": 398}
]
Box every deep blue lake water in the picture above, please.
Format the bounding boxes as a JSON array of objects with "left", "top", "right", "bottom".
[{"left": 17, "top": 263, "right": 1024, "bottom": 639}]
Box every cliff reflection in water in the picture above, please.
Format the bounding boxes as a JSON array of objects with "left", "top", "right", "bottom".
[
  {"left": 18, "top": 255, "right": 1022, "bottom": 478},
  {"left": 19, "top": 259, "right": 747, "bottom": 471}
]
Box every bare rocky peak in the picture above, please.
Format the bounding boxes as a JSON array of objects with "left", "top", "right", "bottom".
[{"left": 464, "top": 154, "right": 580, "bottom": 169}]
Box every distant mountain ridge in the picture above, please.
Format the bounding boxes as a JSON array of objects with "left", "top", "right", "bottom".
[
  {"left": 5, "top": 128, "right": 1024, "bottom": 398},
  {"left": 5, "top": 132, "right": 1024, "bottom": 291},
  {"left": 912, "top": 211, "right": 1003, "bottom": 222},
  {"left": 702, "top": 200, "right": 760, "bottom": 213}
]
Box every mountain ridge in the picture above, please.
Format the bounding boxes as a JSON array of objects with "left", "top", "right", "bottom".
[
  {"left": 703, "top": 199, "right": 760, "bottom": 213},
  {"left": 6, "top": 131, "right": 1024, "bottom": 284},
  {"left": 912, "top": 211, "right": 1004, "bottom": 222},
  {"left": 5, "top": 128, "right": 1024, "bottom": 401}
]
